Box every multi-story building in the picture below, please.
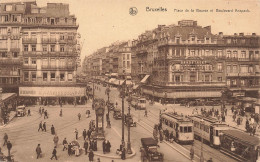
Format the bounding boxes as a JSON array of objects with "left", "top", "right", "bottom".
[
  {"left": 223, "top": 33, "right": 260, "bottom": 98},
  {"left": 0, "top": 1, "right": 25, "bottom": 93},
  {"left": 83, "top": 40, "right": 132, "bottom": 85},
  {"left": 140, "top": 20, "right": 226, "bottom": 101},
  {"left": 83, "top": 20, "right": 260, "bottom": 101},
  {"left": 0, "top": 1, "right": 84, "bottom": 105}
]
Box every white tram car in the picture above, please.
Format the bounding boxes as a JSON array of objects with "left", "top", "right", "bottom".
[
  {"left": 189, "top": 115, "right": 230, "bottom": 147},
  {"left": 160, "top": 112, "right": 194, "bottom": 144}
]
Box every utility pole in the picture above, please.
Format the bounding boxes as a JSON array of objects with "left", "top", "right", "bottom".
[{"left": 127, "top": 105, "right": 132, "bottom": 154}]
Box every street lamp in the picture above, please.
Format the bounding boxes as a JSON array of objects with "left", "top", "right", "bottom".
[
  {"left": 200, "top": 119, "right": 204, "bottom": 162},
  {"left": 92, "top": 73, "right": 95, "bottom": 110},
  {"left": 120, "top": 80, "right": 126, "bottom": 146},
  {"left": 127, "top": 105, "right": 132, "bottom": 154},
  {"left": 106, "top": 86, "right": 111, "bottom": 128}
]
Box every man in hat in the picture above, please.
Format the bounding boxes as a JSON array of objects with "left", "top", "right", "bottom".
[
  {"left": 35, "top": 144, "right": 42, "bottom": 159},
  {"left": 50, "top": 146, "right": 57, "bottom": 160}
]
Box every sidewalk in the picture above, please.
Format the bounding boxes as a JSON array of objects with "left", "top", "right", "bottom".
[
  {"left": 89, "top": 126, "right": 136, "bottom": 160},
  {"left": 0, "top": 111, "right": 16, "bottom": 128},
  {"left": 148, "top": 102, "right": 260, "bottom": 136}
]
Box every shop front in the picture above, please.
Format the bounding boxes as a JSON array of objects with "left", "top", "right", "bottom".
[{"left": 19, "top": 86, "right": 86, "bottom": 106}]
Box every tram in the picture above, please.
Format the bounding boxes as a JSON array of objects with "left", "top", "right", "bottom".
[
  {"left": 160, "top": 112, "right": 194, "bottom": 144},
  {"left": 131, "top": 95, "right": 146, "bottom": 110},
  {"left": 189, "top": 115, "right": 230, "bottom": 147},
  {"left": 220, "top": 129, "right": 260, "bottom": 162}
]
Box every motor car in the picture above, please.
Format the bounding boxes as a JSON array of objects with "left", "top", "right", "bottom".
[
  {"left": 140, "top": 138, "right": 164, "bottom": 162},
  {"left": 124, "top": 114, "right": 136, "bottom": 127},
  {"left": 16, "top": 105, "right": 26, "bottom": 117},
  {"left": 113, "top": 109, "right": 122, "bottom": 120}
]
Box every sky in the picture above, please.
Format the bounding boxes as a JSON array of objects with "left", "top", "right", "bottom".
[{"left": 3, "top": 0, "right": 260, "bottom": 63}]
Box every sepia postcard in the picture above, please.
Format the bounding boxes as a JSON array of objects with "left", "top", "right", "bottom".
[{"left": 0, "top": 0, "right": 259, "bottom": 162}]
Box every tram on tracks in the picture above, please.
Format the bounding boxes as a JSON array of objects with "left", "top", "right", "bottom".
[
  {"left": 189, "top": 115, "right": 230, "bottom": 147},
  {"left": 160, "top": 112, "right": 194, "bottom": 144},
  {"left": 131, "top": 95, "right": 146, "bottom": 110},
  {"left": 220, "top": 129, "right": 260, "bottom": 162}
]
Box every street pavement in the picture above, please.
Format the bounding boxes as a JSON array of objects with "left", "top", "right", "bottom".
[
  {"left": 1, "top": 83, "right": 256, "bottom": 162},
  {"left": 0, "top": 92, "right": 189, "bottom": 162}
]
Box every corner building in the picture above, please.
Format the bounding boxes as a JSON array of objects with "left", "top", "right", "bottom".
[{"left": 0, "top": 2, "right": 85, "bottom": 105}]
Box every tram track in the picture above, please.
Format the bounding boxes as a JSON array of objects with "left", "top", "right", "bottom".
[{"left": 132, "top": 110, "right": 237, "bottom": 162}]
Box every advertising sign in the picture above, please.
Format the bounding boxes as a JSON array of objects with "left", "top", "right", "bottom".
[{"left": 19, "top": 87, "right": 86, "bottom": 97}]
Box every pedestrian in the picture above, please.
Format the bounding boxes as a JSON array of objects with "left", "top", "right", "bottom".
[
  {"left": 121, "top": 147, "right": 126, "bottom": 160},
  {"left": 41, "top": 108, "right": 45, "bottom": 115},
  {"left": 159, "top": 129, "right": 163, "bottom": 142},
  {"left": 74, "top": 128, "right": 78, "bottom": 140},
  {"left": 190, "top": 144, "right": 194, "bottom": 160},
  {"left": 68, "top": 143, "right": 72, "bottom": 156},
  {"left": 87, "top": 129, "right": 91, "bottom": 140},
  {"left": 144, "top": 109, "right": 148, "bottom": 117},
  {"left": 43, "top": 122, "right": 47, "bottom": 132},
  {"left": 36, "top": 144, "right": 42, "bottom": 159},
  {"left": 3, "top": 133, "right": 8, "bottom": 146},
  {"left": 50, "top": 146, "right": 58, "bottom": 160},
  {"left": 62, "top": 138, "right": 68, "bottom": 151},
  {"left": 44, "top": 110, "right": 48, "bottom": 119},
  {"left": 107, "top": 140, "right": 111, "bottom": 153},
  {"left": 207, "top": 157, "right": 213, "bottom": 162},
  {"left": 53, "top": 134, "right": 59, "bottom": 147},
  {"left": 78, "top": 113, "right": 81, "bottom": 121},
  {"left": 165, "top": 129, "right": 169, "bottom": 141},
  {"left": 84, "top": 140, "right": 89, "bottom": 155},
  {"left": 83, "top": 129, "right": 87, "bottom": 140},
  {"left": 93, "top": 139, "right": 97, "bottom": 151},
  {"left": 75, "top": 146, "right": 80, "bottom": 157},
  {"left": 27, "top": 108, "right": 31, "bottom": 116},
  {"left": 38, "top": 121, "right": 43, "bottom": 132},
  {"left": 89, "top": 139, "right": 93, "bottom": 151},
  {"left": 39, "top": 107, "right": 42, "bottom": 115},
  {"left": 102, "top": 139, "right": 106, "bottom": 154},
  {"left": 7, "top": 141, "right": 12, "bottom": 156},
  {"left": 51, "top": 125, "right": 55, "bottom": 135},
  {"left": 59, "top": 109, "right": 62, "bottom": 117},
  {"left": 89, "top": 149, "right": 94, "bottom": 162}
]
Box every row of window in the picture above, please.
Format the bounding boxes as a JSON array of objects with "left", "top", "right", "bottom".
[
  {"left": 227, "top": 79, "right": 258, "bottom": 86},
  {"left": 23, "top": 44, "right": 72, "bottom": 52},
  {"left": 0, "top": 52, "right": 18, "bottom": 58},
  {"left": 23, "top": 58, "right": 74, "bottom": 66},
  {"left": 23, "top": 72, "right": 73, "bottom": 82},
  {"left": 193, "top": 121, "right": 210, "bottom": 133}
]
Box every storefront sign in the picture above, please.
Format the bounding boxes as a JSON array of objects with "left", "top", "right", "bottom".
[{"left": 19, "top": 87, "right": 86, "bottom": 97}]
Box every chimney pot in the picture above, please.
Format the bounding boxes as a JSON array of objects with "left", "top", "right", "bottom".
[{"left": 239, "top": 33, "right": 244, "bottom": 36}]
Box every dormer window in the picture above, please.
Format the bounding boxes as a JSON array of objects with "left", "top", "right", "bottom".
[{"left": 191, "top": 36, "right": 195, "bottom": 41}]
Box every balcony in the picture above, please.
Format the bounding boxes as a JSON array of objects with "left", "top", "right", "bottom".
[
  {"left": 41, "top": 38, "right": 57, "bottom": 43},
  {"left": 0, "top": 58, "right": 22, "bottom": 65},
  {"left": 226, "top": 72, "right": 257, "bottom": 77},
  {"left": 22, "top": 38, "right": 37, "bottom": 44},
  {"left": 41, "top": 65, "right": 75, "bottom": 70},
  {"left": 166, "top": 81, "right": 226, "bottom": 87},
  {"left": 23, "top": 64, "right": 37, "bottom": 69}
]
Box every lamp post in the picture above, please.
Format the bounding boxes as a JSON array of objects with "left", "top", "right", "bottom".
[
  {"left": 120, "top": 81, "right": 126, "bottom": 145},
  {"left": 200, "top": 119, "right": 204, "bottom": 162},
  {"left": 127, "top": 105, "right": 132, "bottom": 154},
  {"left": 92, "top": 73, "right": 95, "bottom": 110},
  {"left": 106, "top": 86, "right": 111, "bottom": 128}
]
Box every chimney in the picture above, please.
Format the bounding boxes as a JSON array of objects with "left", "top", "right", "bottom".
[
  {"left": 239, "top": 33, "right": 244, "bottom": 36},
  {"left": 252, "top": 33, "right": 256, "bottom": 36},
  {"left": 234, "top": 33, "right": 238, "bottom": 36},
  {"left": 204, "top": 26, "right": 211, "bottom": 32},
  {"left": 219, "top": 32, "right": 223, "bottom": 36}
]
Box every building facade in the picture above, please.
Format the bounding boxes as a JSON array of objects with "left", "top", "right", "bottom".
[
  {"left": 0, "top": 1, "right": 84, "bottom": 105},
  {"left": 83, "top": 20, "right": 260, "bottom": 100}
]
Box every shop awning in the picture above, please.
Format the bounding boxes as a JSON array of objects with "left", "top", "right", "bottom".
[
  {"left": 140, "top": 75, "right": 150, "bottom": 84},
  {"left": 126, "top": 80, "right": 133, "bottom": 85},
  {"left": 19, "top": 87, "right": 86, "bottom": 97},
  {"left": 109, "top": 78, "right": 116, "bottom": 84},
  {"left": 133, "top": 84, "right": 140, "bottom": 90},
  {"left": 2, "top": 93, "right": 17, "bottom": 102}
]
